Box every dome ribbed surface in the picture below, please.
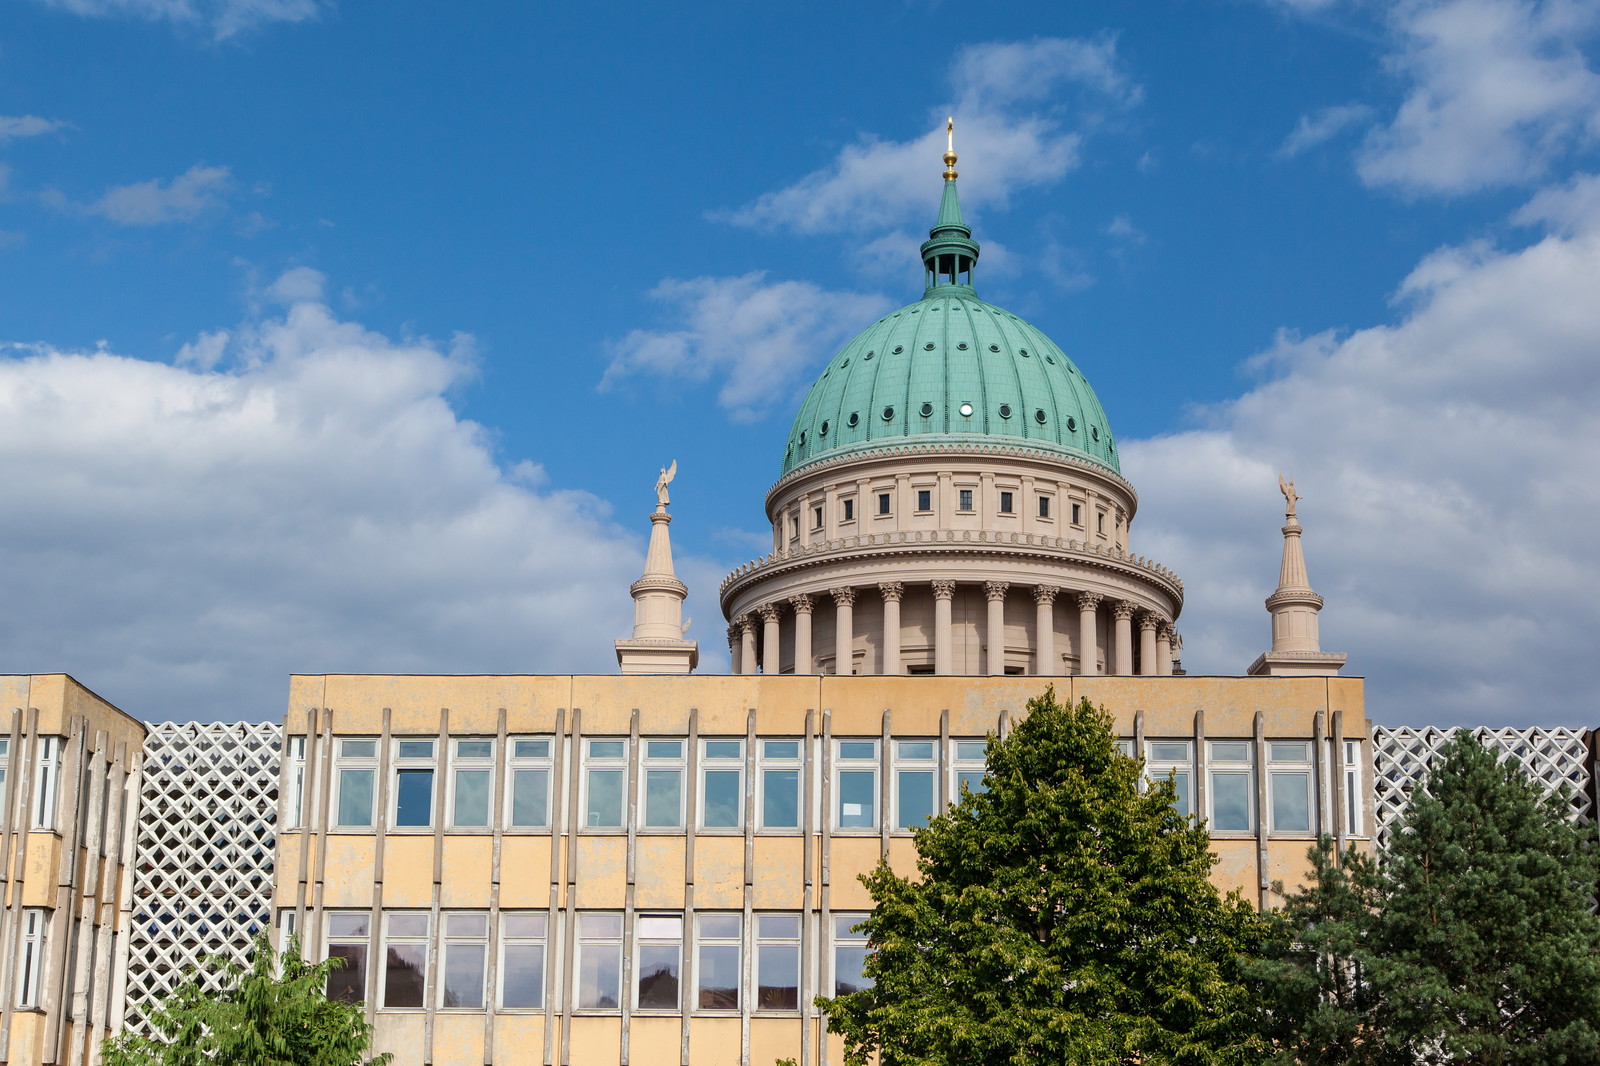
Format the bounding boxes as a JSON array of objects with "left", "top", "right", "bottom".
[{"left": 780, "top": 290, "right": 1120, "bottom": 477}]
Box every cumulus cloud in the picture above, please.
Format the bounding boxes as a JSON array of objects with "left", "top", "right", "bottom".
[
  {"left": 1359, "top": 0, "right": 1600, "bottom": 193},
  {"left": 70, "top": 164, "right": 235, "bottom": 225},
  {"left": 1279, "top": 103, "right": 1374, "bottom": 156},
  {"left": 1123, "top": 192, "right": 1600, "bottom": 727},
  {"left": 29, "top": 0, "right": 320, "bottom": 39},
  {"left": 0, "top": 115, "right": 71, "bottom": 142},
  {"left": 716, "top": 35, "right": 1138, "bottom": 235},
  {"left": 0, "top": 272, "right": 649, "bottom": 721},
  {"left": 600, "top": 272, "right": 892, "bottom": 422}
]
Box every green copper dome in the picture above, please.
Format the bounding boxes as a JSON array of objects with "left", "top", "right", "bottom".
[{"left": 780, "top": 173, "right": 1120, "bottom": 478}]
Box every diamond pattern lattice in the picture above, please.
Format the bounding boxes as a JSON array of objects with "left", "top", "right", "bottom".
[
  {"left": 1371, "top": 726, "right": 1593, "bottom": 849},
  {"left": 123, "top": 722, "right": 281, "bottom": 1034}
]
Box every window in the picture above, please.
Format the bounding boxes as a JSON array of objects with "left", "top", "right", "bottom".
[
  {"left": 832, "top": 914, "right": 872, "bottom": 995},
  {"left": 1343, "top": 740, "right": 1363, "bottom": 836},
  {"left": 577, "top": 913, "right": 623, "bottom": 1009},
  {"left": 958, "top": 488, "right": 974, "bottom": 511},
  {"left": 697, "top": 913, "right": 740, "bottom": 1009},
  {"left": 325, "top": 913, "right": 369, "bottom": 1004},
  {"left": 999, "top": 491, "right": 1014, "bottom": 514},
  {"left": 812, "top": 506, "right": 824, "bottom": 529},
  {"left": 440, "top": 913, "right": 487, "bottom": 1008},
  {"left": 584, "top": 739, "right": 628, "bottom": 829},
  {"left": 500, "top": 913, "right": 547, "bottom": 1009},
  {"left": 835, "top": 740, "right": 878, "bottom": 829},
  {"left": 34, "top": 737, "right": 59, "bottom": 829},
  {"left": 450, "top": 739, "right": 494, "bottom": 828},
  {"left": 700, "top": 739, "right": 743, "bottom": 829},
  {"left": 642, "top": 739, "right": 685, "bottom": 829},
  {"left": 335, "top": 739, "right": 377, "bottom": 829},
  {"left": 635, "top": 915, "right": 682, "bottom": 1010},
  {"left": 756, "top": 914, "right": 801, "bottom": 1009},
  {"left": 284, "top": 736, "right": 306, "bottom": 828},
  {"left": 392, "top": 739, "right": 436, "bottom": 829},
  {"left": 916, "top": 488, "right": 932, "bottom": 511},
  {"left": 1097, "top": 511, "right": 1105, "bottom": 534},
  {"left": 1071, "top": 502, "right": 1083, "bottom": 525},
  {"left": 1268, "top": 741, "right": 1315, "bottom": 833},
  {"left": 789, "top": 516, "right": 799, "bottom": 540},
  {"left": 508, "top": 738, "right": 552, "bottom": 828},
  {"left": 877, "top": 492, "right": 891, "bottom": 515},
  {"left": 952, "top": 739, "right": 988, "bottom": 799},
  {"left": 759, "top": 739, "right": 802, "bottom": 829},
  {"left": 382, "top": 912, "right": 429, "bottom": 1008},
  {"left": 1037, "top": 495, "right": 1051, "bottom": 519},
  {"left": 15, "top": 909, "right": 48, "bottom": 1008},
  {"left": 894, "top": 740, "right": 937, "bottom": 829},
  {"left": 1146, "top": 741, "right": 1193, "bottom": 817},
  {"left": 842, "top": 498, "right": 855, "bottom": 522},
  {"left": 1208, "top": 741, "right": 1254, "bottom": 833}
]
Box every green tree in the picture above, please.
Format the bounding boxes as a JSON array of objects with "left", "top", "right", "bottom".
[
  {"left": 102, "top": 931, "right": 391, "bottom": 1066},
  {"left": 817, "top": 689, "right": 1269, "bottom": 1066}
]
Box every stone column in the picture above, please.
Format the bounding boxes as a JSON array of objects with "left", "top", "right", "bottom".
[
  {"left": 790, "top": 594, "right": 814, "bottom": 674},
  {"left": 1139, "top": 611, "right": 1159, "bottom": 676},
  {"left": 984, "top": 581, "right": 1009, "bottom": 675},
  {"left": 831, "top": 587, "right": 856, "bottom": 676},
  {"left": 879, "top": 582, "right": 904, "bottom": 675},
  {"left": 739, "top": 615, "right": 757, "bottom": 676},
  {"left": 1156, "top": 620, "right": 1174, "bottom": 676},
  {"left": 759, "top": 603, "right": 782, "bottom": 675},
  {"left": 1076, "top": 592, "right": 1101, "bottom": 676},
  {"left": 727, "top": 624, "right": 742, "bottom": 674},
  {"left": 1033, "top": 585, "right": 1058, "bottom": 675},
  {"left": 933, "top": 580, "right": 957, "bottom": 675},
  {"left": 1112, "top": 601, "right": 1136, "bottom": 675}
]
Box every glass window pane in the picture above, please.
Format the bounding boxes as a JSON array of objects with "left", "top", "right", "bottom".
[
  {"left": 1211, "top": 771, "right": 1252, "bottom": 831},
  {"left": 384, "top": 944, "right": 427, "bottom": 1008},
  {"left": 763, "top": 740, "right": 799, "bottom": 759},
  {"left": 389, "top": 914, "right": 429, "bottom": 938},
  {"left": 396, "top": 740, "right": 434, "bottom": 759},
  {"left": 587, "top": 769, "right": 624, "bottom": 828},
  {"left": 838, "top": 741, "right": 876, "bottom": 760},
  {"left": 1150, "top": 742, "right": 1191, "bottom": 762},
  {"left": 834, "top": 915, "right": 864, "bottom": 939},
  {"left": 1211, "top": 742, "right": 1251, "bottom": 763},
  {"left": 501, "top": 944, "right": 544, "bottom": 1008},
  {"left": 588, "top": 740, "right": 625, "bottom": 760},
  {"left": 337, "top": 769, "right": 374, "bottom": 827},
  {"left": 759, "top": 915, "right": 799, "bottom": 938},
  {"left": 326, "top": 944, "right": 366, "bottom": 1003},
  {"left": 646, "top": 740, "right": 682, "bottom": 758},
  {"left": 701, "top": 913, "right": 741, "bottom": 938},
  {"left": 897, "top": 770, "right": 935, "bottom": 828},
  {"left": 703, "top": 769, "right": 741, "bottom": 828},
  {"left": 504, "top": 913, "right": 547, "bottom": 938},
  {"left": 645, "top": 769, "right": 682, "bottom": 828},
  {"left": 835, "top": 945, "right": 871, "bottom": 996},
  {"left": 956, "top": 770, "right": 987, "bottom": 796},
  {"left": 698, "top": 944, "right": 740, "bottom": 1009},
  {"left": 1170, "top": 771, "right": 1192, "bottom": 817},
  {"left": 896, "top": 740, "right": 934, "bottom": 760},
  {"left": 637, "top": 944, "right": 680, "bottom": 1009},
  {"left": 512, "top": 768, "right": 549, "bottom": 827},
  {"left": 446, "top": 913, "right": 486, "bottom": 938},
  {"left": 1270, "top": 742, "right": 1310, "bottom": 763},
  {"left": 453, "top": 769, "right": 491, "bottom": 827},
  {"left": 1272, "top": 771, "right": 1312, "bottom": 832},
  {"left": 329, "top": 914, "right": 369, "bottom": 937},
  {"left": 839, "top": 770, "right": 875, "bottom": 828},
  {"left": 637, "top": 915, "right": 681, "bottom": 938},
  {"left": 456, "top": 740, "right": 492, "bottom": 759},
  {"left": 394, "top": 769, "right": 434, "bottom": 827},
  {"left": 514, "top": 739, "right": 550, "bottom": 759},
  {"left": 441, "top": 943, "right": 485, "bottom": 1008},
  {"left": 758, "top": 944, "right": 800, "bottom": 1009},
  {"left": 704, "top": 740, "right": 742, "bottom": 759},
  {"left": 578, "top": 944, "right": 621, "bottom": 1009},
  {"left": 581, "top": 913, "right": 623, "bottom": 938},
  {"left": 762, "top": 769, "right": 800, "bottom": 828},
  {"left": 954, "top": 740, "right": 986, "bottom": 760},
  {"left": 340, "top": 739, "right": 376, "bottom": 759}
]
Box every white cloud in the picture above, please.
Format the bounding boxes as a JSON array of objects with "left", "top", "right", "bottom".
[
  {"left": 1123, "top": 198, "right": 1600, "bottom": 727},
  {"left": 0, "top": 272, "right": 649, "bottom": 721},
  {"left": 1279, "top": 103, "right": 1374, "bottom": 156},
  {"left": 1359, "top": 0, "right": 1600, "bottom": 193},
  {"left": 0, "top": 115, "right": 70, "bottom": 142},
  {"left": 1103, "top": 214, "right": 1146, "bottom": 243},
  {"left": 30, "top": 0, "right": 320, "bottom": 39},
  {"left": 716, "top": 35, "right": 1137, "bottom": 235},
  {"left": 600, "top": 273, "right": 892, "bottom": 422},
  {"left": 64, "top": 164, "right": 235, "bottom": 226}
]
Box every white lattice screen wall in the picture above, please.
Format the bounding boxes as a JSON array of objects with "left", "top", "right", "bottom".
[
  {"left": 123, "top": 722, "right": 281, "bottom": 1033},
  {"left": 1371, "top": 726, "right": 1594, "bottom": 848}
]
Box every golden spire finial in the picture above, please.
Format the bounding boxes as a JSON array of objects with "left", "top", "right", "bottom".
[{"left": 943, "top": 116, "right": 958, "bottom": 180}]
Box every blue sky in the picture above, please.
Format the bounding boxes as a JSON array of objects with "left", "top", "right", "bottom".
[{"left": 3, "top": 0, "right": 1598, "bottom": 726}]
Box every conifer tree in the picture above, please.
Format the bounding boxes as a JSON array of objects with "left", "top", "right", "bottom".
[{"left": 817, "top": 689, "right": 1269, "bottom": 1066}]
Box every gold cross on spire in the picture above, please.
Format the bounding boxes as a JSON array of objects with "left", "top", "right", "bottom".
[{"left": 943, "top": 116, "right": 958, "bottom": 180}]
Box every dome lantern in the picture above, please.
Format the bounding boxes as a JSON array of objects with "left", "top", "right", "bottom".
[{"left": 919, "top": 118, "right": 980, "bottom": 294}]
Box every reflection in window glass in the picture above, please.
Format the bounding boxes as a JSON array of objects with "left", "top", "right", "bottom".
[
  {"left": 1146, "top": 741, "right": 1193, "bottom": 817},
  {"left": 453, "top": 770, "right": 491, "bottom": 828},
  {"left": 337, "top": 769, "right": 374, "bottom": 828},
  {"left": 383, "top": 913, "right": 429, "bottom": 1008},
  {"left": 837, "top": 741, "right": 878, "bottom": 829},
  {"left": 833, "top": 914, "right": 872, "bottom": 996},
  {"left": 895, "top": 740, "right": 936, "bottom": 828},
  {"left": 577, "top": 913, "right": 622, "bottom": 1009},
  {"left": 645, "top": 769, "right": 682, "bottom": 828},
  {"left": 440, "top": 913, "right": 486, "bottom": 1009},
  {"left": 761, "top": 740, "right": 802, "bottom": 829},
  {"left": 702, "top": 739, "right": 743, "bottom": 829},
  {"left": 697, "top": 914, "right": 740, "bottom": 1010},
  {"left": 585, "top": 738, "right": 627, "bottom": 829},
  {"left": 636, "top": 915, "right": 682, "bottom": 1010},
  {"left": 1211, "top": 772, "right": 1252, "bottom": 832},
  {"left": 394, "top": 769, "right": 434, "bottom": 828},
  {"left": 757, "top": 914, "right": 801, "bottom": 1010},
  {"left": 500, "top": 913, "right": 547, "bottom": 1009},
  {"left": 1272, "top": 771, "right": 1312, "bottom": 832}
]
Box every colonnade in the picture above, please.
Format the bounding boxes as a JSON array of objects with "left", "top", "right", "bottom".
[{"left": 726, "top": 581, "right": 1176, "bottom": 677}]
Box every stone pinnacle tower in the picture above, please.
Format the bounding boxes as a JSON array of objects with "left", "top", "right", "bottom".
[
  {"left": 615, "top": 461, "right": 699, "bottom": 674},
  {"left": 1248, "top": 473, "right": 1346, "bottom": 677}
]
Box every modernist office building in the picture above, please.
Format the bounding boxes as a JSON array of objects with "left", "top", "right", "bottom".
[{"left": 3, "top": 143, "right": 1596, "bottom": 1066}]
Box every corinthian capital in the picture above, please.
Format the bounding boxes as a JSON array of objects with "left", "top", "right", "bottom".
[
  {"left": 984, "top": 580, "right": 1009, "bottom": 603},
  {"left": 789, "top": 593, "right": 814, "bottom": 615},
  {"left": 1076, "top": 591, "right": 1102, "bottom": 612},
  {"left": 1033, "top": 584, "right": 1060, "bottom": 606},
  {"left": 931, "top": 579, "right": 957, "bottom": 601},
  {"left": 756, "top": 603, "right": 781, "bottom": 624},
  {"left": 1112, "top": 601, "right": 1137, "bottom": 622},
  {"left": 830, "top": 586, "right": 857, "bottom": 607},
  {"left": 878, "top": 581, "right": 905, "bottom": 603}
]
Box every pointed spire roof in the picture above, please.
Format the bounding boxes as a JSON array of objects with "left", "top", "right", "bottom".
[{"left": 920, "top": 117, "right": 980, "bottom": 295}]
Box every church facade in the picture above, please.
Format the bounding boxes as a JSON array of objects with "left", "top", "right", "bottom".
[{"left": 2, "top": 139, "right": 1595, "bottom": 1066}]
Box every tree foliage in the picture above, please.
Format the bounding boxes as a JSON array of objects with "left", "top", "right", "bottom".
[
  {"left": 817, "top": 688, "right": 1269, "bottom": 1066},
  {"left": 102, "top": 932, "right": 391, "bottom": 1066}
]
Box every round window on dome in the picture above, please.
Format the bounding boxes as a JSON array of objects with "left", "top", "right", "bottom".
[
  {"left": 1045, "top": 356, "right": 1056, "bottom": 365},
  {"left": 847, "top": 412, "right": 859, "bottom": 428},
  {"left": 1092, "top": 426, "right": 1100, "bottom": 441},
  {"left": 820, "top": 421, "right": 829, "bottom": 436},
  {"left": 1020, "top": 349, "right": 1030, "bottom": 357},
  {"left": 799, "top": 431, "right": 806, "bottom": 446},
  {"left": 999, "top": 404, "right": 1012, "bottom": 419},
  {"left": 919, "top": 402, "right": 934, "bottom": 417},
  {"left": 893, "top": 346, "right": 904, "bottom": 354},
  {"left": 841, "top": 359, "right": 849, "bottom": 368},
  {"left": 1035, "top": 409, "right": 1047, "bottom": 424},
  {"left": 957, "top": 342, "right": 968, "bottom": 350},
  {"left": 865, "top": 351, "right": 875, "bottom": 361},
  {"left": 924, "top": 343, "right": 935, "bottom": 351},
  {"left": 959, "top": 402, "right": 974, "bottom": 417},
  {"left": 1067, "top": 417, "right": 1077, "bottom": 432},
  {"left": 989, "top": 344, "right": 1000, "bottom": 352},
  {"left": 882, "top": 406, "right": 895, "bottom": 421}
]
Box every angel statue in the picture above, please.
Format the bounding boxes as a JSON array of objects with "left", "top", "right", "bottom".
[
  {"left": 655, "top": 460, "right": 677, "bottom": 510},
  {"left": 1278, "top": 472, "right": 1299, "bottom": 519}
]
